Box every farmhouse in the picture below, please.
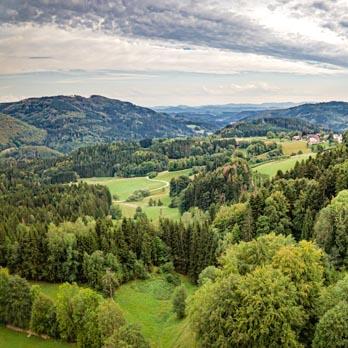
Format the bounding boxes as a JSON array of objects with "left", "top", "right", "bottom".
[
  {"left": 307, "top": 134, "right": 320, "bottom": 145},
  {"left": 333, "top": 134, "right": 343, "bottom": 143}
]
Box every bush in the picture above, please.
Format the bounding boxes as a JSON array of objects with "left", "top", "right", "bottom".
[
  {"left": 148, "top": 171, "right": 158, "bottom": 179},
  {"left": 6, "top": 275, "right": 33, "bottom": 328},
  {"left": 198, "top": 266, "right": 219, "bottom": 286},
  {"left": 30, "top": 292, "right": 58, "bottom": 337},
  {"left": 172, "top": 286, "right": 187, "bottom": 319},
  {"left": 103, "top": 323, "right": 150, "bottom": 348},
  {"left": 160, "top": 262, "right": 175, "bottom": 274},
  {"left": 313, "top": 301, "right": 348, "bottom": 348},
  {"left": 97, "top": 299, "right": 126, "bottom": 343},
  {"left": 165, "top": 273, "right": 181, "bottom": 286},
  {"left": 110, "top": 205, "right": 122, "bottom": 220},
  {"left": 126, "top": 189, "right": 151, "bottom": 202},
  {"left": 133, "top": 260, "right": 149, "bottom": 280}
]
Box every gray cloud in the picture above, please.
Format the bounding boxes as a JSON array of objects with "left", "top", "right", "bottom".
[{"left": 1, "top": 0, "right": 348, "bottom": 68}]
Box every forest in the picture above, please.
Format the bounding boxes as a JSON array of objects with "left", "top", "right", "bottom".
[{"left": 0, "top": 131, "right": 347, "bottom": 347}]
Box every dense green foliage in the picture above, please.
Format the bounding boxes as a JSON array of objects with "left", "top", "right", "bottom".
[
  {"left": 0, "top": 113, "right": 47, "bottom": 151},
  {"left": 219, "top": 117, "right": 320, "bottom": 137},
  {"left": 180, "top": 158, "right": 252, "bottom": 212},
  {"left": 189, "top": 234, "right": 325, "bottom": 347},
  {"left": 172, "top": 286, "right": 187, "bottom": 319},
  {"left": 0, "top": 270, "right": 149, "bottom": 347},
  {"left": 1, "top": 127, "right": 348, "bottom": 347}
]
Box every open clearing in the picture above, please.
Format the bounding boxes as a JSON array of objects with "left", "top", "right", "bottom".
[
  {"left": 253, "top": 153, "right": 314, "bottom": 177},
  {"left": 115, "top": 275, "right": 197, "bottom": 348},
  {"left": 0, "top": 327, "right": 73, "bottom": 348},
  {"left": 281, "top": 141, "right": 310, "bottom": 155},
  {"left": 30, "top": 274, "right": 197, "bottom": 348},
  {"left": 83, "top": 169, "right": 192, "bottom": 221}
]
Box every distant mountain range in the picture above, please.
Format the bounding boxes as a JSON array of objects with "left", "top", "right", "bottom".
[
  {"left": 0, "top": 95, "right": 195, "bottom": 153},
  {"left": 0, "top": 97, "right": 347, "bottom": 154},
  {"left": 218, "top": 101, "right": 348, "bottom": 137},
  {"left": 154, "top": 102, "right": 303, "bottom": 130}
]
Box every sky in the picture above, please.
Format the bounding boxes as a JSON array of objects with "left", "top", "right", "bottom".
[{"left": 0, "top": 0, "right": 348, "bottom": 106}]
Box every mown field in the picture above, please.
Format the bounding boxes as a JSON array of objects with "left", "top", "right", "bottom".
[
  {"left": 27, "top": 274, "right": 197, "bottom": 348},
  {"left": 253, "top": 153, "right": 314, "bottom": 177},
  {"left": 281, "top": 140, "right": 310, "bottom": 155},
  {"left": 116, "top": 275, "right": 197, "bottom": 348},
  {"left": 83, "top": 169, "right": 192, "bottom": 221}
]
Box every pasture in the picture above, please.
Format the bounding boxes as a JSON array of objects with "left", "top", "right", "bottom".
[
  {"left": 29, "top": 274, "right": 197, "bottom": 348},
  {"left": 83, "top": 169, "right": 192, "bottom": 221},
  {"left": 116, "top": 275, "right": 197, "bottom": 348},
  {"left": 281, "top": 140, "right": 310, "bottom": 155},
  {"left": 253, "top": 153, "right": 314, "bottom": 177},
  {"left": 0, "top": 327, "right": 73, "bottom": 348}
]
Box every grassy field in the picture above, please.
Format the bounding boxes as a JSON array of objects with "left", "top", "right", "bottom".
[
  {"left": 83, "top": 169, "right": 192, "bottom": 221},
  {"left": 253, "top": 153, "right": 314, "bottom": 177},
  {"left": 0, "top": 327, "right": 73, "bottom": 348},
  {"left": 115, "top": 275, "right": 197, "bottom": 348},
  {"left": 29, "top": 274, "right": 197, "bottom": 348},
  {"left": 281, "top": 141, "right": 310, "bottom": 155}
]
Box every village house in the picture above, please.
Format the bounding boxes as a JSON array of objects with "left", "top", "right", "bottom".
[
  {"left": 333, "top": 134, "right": 343, "bottom": 143},
  {"left": 307, "top": 134, "right": 321, "bottom": 145}
]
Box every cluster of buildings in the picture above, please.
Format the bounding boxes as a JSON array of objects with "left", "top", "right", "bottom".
[{"left": 292, "top": 133, "right": 343, "bottom": 145}]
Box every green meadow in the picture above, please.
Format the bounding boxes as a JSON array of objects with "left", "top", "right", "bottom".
[
  {"left": 83, "top": 169, "right": 192, "bottom": 221},
  {"left": 253, "top": 153, "right": 314, "bottom": 177},
  {"left": 29, "top": 274, "right": 197, "bottom": 348},
  {"left": 0, "top": 327, "right": 73, "bottom": 348}
]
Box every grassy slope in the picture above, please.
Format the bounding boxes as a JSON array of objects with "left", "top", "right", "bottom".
[
  {"left": 115, "top": 275, "right": 197, "bottom": 348},
  {"left": 30, "top": 275, "right": 197, "bottom": 348},
  {"left": 83, "top": 169, "right": 192, "bottom": 221},
  {"left": 281, "top": 141, "right": 310, "bottom": 155},
  {"left": 0, "top": 327, "right": 73, "bottom": 348},
  {"left": 253, "top": 153, "right": 314, "bottom": 177}
]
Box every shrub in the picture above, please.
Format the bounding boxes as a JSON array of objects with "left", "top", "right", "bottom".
[
  {"left": 30, "top": 292, "right": 58, "bottom": 337},
  {"left": 172, "top": 286, "right": 187, "bottom": 319}
]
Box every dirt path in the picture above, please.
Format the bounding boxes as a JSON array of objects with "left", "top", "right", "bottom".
[{"left": 114, "top": 176, "right": 169, "bottom": 205}]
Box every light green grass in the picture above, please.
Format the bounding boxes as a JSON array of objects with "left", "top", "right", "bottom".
[
  {"left": 253, "top": 153, "right": 315, "bottom": 177},
  {"left": 28, "top": 274, "right": 198, "bottom": 348},
  {"left": 115, "top": 275, "right": 197, "bottom": 348},
  {"left": 0, "top": 327, "right": 73, "bottom": 348},
  {"left": 83, "top": 176, "right": 164, "bottom": 201},
  {"left": 83, "top": 169, "right": 192, "bottom": 221},
  {"left": 29, "top": 281, "right": 61, "bottom": 300}
]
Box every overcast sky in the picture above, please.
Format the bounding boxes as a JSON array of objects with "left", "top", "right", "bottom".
[{"left": 0, "top": 0, "right": 347, "bottom": 106}]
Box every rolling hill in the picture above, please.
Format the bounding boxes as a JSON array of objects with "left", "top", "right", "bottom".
[
  {"left": 218, "top": 117, "right": 322, "bottom": 137},
  {"left": 0, "top": 95, "right": 195, "bottom": 153},
  {"left": 156, "top": 102, "right": 301, "bottom": 131},
  {"left": 218, "top": 101, "right": 348, "bottom": 137},
  {"left": 238, "top": 101, "right": 348, "bottom": 132}
]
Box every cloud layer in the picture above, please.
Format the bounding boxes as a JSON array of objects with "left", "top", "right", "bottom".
[
  {"left": 0, "top": 0, "right": 347, "bottom": 105},
  {"left": 0, "top": 0, "right": 348, "bottom": 69}
]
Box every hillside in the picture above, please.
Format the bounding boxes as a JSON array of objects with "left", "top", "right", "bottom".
[
  {"left": 0, "top": 113, "right": 46, "bottom": 150},
  {"left": 0, "top": 95, "right": 195, "bottom": 153},
  {"left": 239, "top": 101, "right": 348, "bottom": 132},
  {"left": 156, "top": 102, "right": 301, "bottom": 131},
  {"left": 218, "top": 117, "right": 321, "bottom": 137}
]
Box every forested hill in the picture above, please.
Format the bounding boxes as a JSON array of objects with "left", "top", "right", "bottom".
[
  {"left": 218, "top": 117, "right": 322, "bottom": 137},
  {"left": 0, "top": 95, "right": 195, "bottom": 153},
  {"left": 237, "top": 101, "right": 348, "bottom": 132}
]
